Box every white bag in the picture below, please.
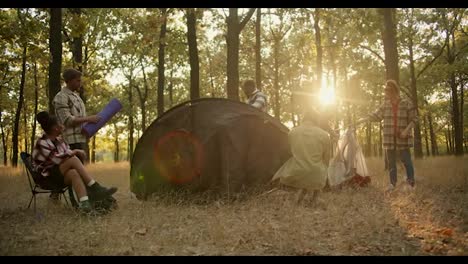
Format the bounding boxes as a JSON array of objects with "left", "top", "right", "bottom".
[{"left": 327, "top": 128, "right": 369, "bottom": 186}]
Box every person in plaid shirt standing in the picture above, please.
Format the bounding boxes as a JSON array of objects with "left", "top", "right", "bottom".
[
  {"left": 357, "top": 80, "right": 418, "bottom": 191},
  {"left": 53, "top": 68, "right": 100, "bottom": 164}
]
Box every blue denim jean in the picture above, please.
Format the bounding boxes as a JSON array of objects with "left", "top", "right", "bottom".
[{"left": 386, "top": 149, "right": 415, "bottom": 186}]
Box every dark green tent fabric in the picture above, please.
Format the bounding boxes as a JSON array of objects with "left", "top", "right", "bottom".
[{"left": 130, "top": 98, "right": 291, "bottom": 199}]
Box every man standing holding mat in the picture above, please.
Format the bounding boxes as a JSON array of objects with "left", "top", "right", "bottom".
[{"left": 53, "top": 68, "right": 101, "bottom": 164}]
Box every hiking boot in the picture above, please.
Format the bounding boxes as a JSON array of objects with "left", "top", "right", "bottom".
[
  {"left": 88, "top": 182, "right": 118, "bottom": 200},
  {"left": 79, "top": 200, "right": 93, "bottom": 214}
]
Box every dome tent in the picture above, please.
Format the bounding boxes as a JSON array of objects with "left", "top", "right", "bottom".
[{"left": 130, "top": 98, "right": 291, "bottom": 199}]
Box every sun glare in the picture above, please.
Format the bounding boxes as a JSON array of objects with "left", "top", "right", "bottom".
[{"left": 319, "top": 86, "right": 336, "bottom": 105}]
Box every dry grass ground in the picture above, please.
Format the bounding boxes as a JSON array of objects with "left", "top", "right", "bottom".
[{"left": 0, "top": 157, "right": 466, "bottom": 255}]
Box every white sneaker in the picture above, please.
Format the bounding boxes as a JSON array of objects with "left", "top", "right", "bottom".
[{"left": 386, "top": 184, "right": 395, "bottom": 192}]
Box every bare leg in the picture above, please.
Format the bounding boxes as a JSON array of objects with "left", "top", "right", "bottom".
[
  {"left": 63, "top": 169, "right": 87, "bottom": 199},
  {"left": 59, "top": 156, "right": 94, "bottom": 185}
]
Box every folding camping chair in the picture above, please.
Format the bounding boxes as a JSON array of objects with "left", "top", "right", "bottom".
[{"left": 20, "top": 152, "right": 75, "bottom": 212}]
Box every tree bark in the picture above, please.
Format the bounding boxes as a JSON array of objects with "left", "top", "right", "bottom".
[
  {"left": 69, "top": 8, "right": 85, "bottom": 103},
  {"left": 23, "top": 103, "right": 28, "bottom": 154},
  {"left": 408, "top": 33, "right": 423, "bottom": 158},
  {"left": 48, "top": 8, "right": 62, "bottom": 113},
  {"left": 137, "top": 59, "right": 149, "bottom": 131},
  {"left": 187, "top": 8, "right": 200, "bottom": 100},
  {"left": 128, "top": 78, "right": 134, "bottom": 162},
  {"left": 449, "top": 72, "right": 463, "bottom": 155},
  {"left": 31, "top": 62, "right": 39, "bottom": 153},
  {"left": 255, "top": 8, "right": 262, "bottom": 90},
  {"left": 12, "top": 46, "right": 27, "bottom": 167},
  {"left": 379, "top": 8, "right": 400, "bottom": 83},
  {"left": 226, "top": 8, "right": 255, "bottom": 101},
  {"left": 157, "top": 8, "right": 167, "bottom": 117},
  {"left": 427, "top": 112, "right": 438, "bottom": 156},
  {"left": 423, "top": 114, "right": 430, "bottom": 156},
  {"left": 114, "top": 122, "right": 119, "bottom": 162},
  {"left": 313, "top": 9, "right": 323, "bottom": 86},
  {"left": 273, "top": 39, "right": 280, "bottom": 119}
]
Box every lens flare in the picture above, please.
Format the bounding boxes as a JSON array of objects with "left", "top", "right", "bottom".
[{"left": 153, "top": 130, "right": 204, "bottom": 184}]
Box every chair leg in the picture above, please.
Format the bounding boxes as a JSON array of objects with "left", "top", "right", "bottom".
[
  {"left": 33, "top": 194, "right": 37, "bottom": 213},
  {"left": 27, "top": 194, "right": 34, "bottom": 209}
]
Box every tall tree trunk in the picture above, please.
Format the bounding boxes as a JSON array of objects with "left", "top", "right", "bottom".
[
  {"left": 187, "top": 8, "right": 200, "bottom": 100},
  {"left": 379, "top": 123, "right": 383, "bottom": 157},
  {"left": 23, "top": 103, "right": 28, "bottom": 154},
  {"left": 31, "top": 62, "right": 38, "bottom": 153},
  {"left": 128, "top": 78, "right": 134, "bottom": 162},
  {"left": 169, "top": 69, "right": 174, "bottom": 106},
  {"left": 69, "top": 8, "right": 85, "bottom": 103},
  {"left": 273, "top": 39, "right": 280, "bottom": 119},
  {"left": 449, "top": 72, "right": 463, "bottom": 155},
  {"left": 138, "top": 60, "right": 149, "bottom": 131},
  {"left": 313, "top": 9, "right": 323, "bottom": 86},
  {"left": 427, "top": 112, "right": 438, "bottom": 156},
  {"left": 157, "top": 8, "right": 167, "bottom": 117},
  {"left": 48, "top": 8, "right": 62, "bottom": 113},
  {"left": 0, "top": 111, "right": 7, "bottom": 166},
  {"left": 12, "top": 46, "right": 27, "bottom": 167},
  {"left": 445, "top": 130, "right": 450, "bottom": 155},
  {"left": 227, "top": 8, "right": 240, "bottom": 101},
  {"left": 379, "top": 8, "right": 400, "bottom": 83},
  {"left": 91, "top": 135, "right": 96, "bottom": 163},
  {"left": 423, "top": 114, "right": 430, "bottom": 156},
  {"left": 447, "top": 125, "right": 453, "bottom": 154},
  {"left": 255, "top": 8, "right": 262, "bottom": 90},
  {"left": 226, "top": 8, "right": 256, "bottom": 101},
  {"left": 408, "top": 34, "right": 423, "bottom": 158},
  {"left": 366, "top": 121, "right": 372, "bottom": 156},
  {"left": 114, "top": 122, "right": 119, "bottom": 163}
]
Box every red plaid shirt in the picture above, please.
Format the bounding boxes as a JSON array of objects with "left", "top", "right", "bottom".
[{"left": 32, "top": 134, "right": 74, "bottom": 177}]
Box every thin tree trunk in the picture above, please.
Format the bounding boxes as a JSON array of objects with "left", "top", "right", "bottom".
[
  {"left": 427, "top": 112, "right": 438, "bottom": 155},
  {"left": 408, "top": 33, "right": 423, "bottom": 158},
  {"left": 169, "top": 69, "right": 174, "bottom": 106},
  {"left": 445, "top": 130, "right": 450, "bottom": 155},
  {"left": 12, "top": 46, "right": 27, "bottom": 167},
  {"left": 313, "top": 9, "right": 323, "bottom": 86},
  {"left": 23, "top": 103, "right": 28, "bottom": 154},
  {"left": 366, "top": 121, "right": 372, "bottom": 156},
  {"left": 128, "top": 78, "right": 134, "bottom": 162},
  {"left": 0, "top": 111, "right": 7, "bottom": 166},
  {"left": 31, "top": 62, "right": 38, "bottom": 153},
  {"left": 48, "top": 8, "right": 62, "bottom": 113},
  {"left": 114, "top": 122, "right": 119, "bottom": 163},
  {"left": 138, "top": 60, "right": 149, "bottom": 131},
  {"left": 273, "top": 39, "right": 280, "bottom": 119},
  {"left": 187, "top": 8, "right": 200, "bottom": 100},
  {"left": 423, "top": 114, "right": 430, "bottom": 156},
  {"left": 157, "top": 8, "right": 167, "bottom": 117},
  {"left": 255, "top": 8, "right": 262, "bottom": 90}
]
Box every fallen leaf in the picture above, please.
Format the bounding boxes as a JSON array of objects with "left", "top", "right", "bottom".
[{"left": 136, "top": 228, "right": 147, "bottom": 235}]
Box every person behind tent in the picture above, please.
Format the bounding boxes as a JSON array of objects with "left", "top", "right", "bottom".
[
  {"left": 272, "top": 109, "right": 331, "bottom": 204},
  {"left": 355, "top": 79, "right": 417, "bottom": 191},
  {"left": 241, "top": 80, "right": 268, "bottom": 112},
  {"left": 32, "top": 111, "right": 118, "bottom": 214},
  {"left": 53, "top": 68, "right": 101, "bottom": 164}
]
